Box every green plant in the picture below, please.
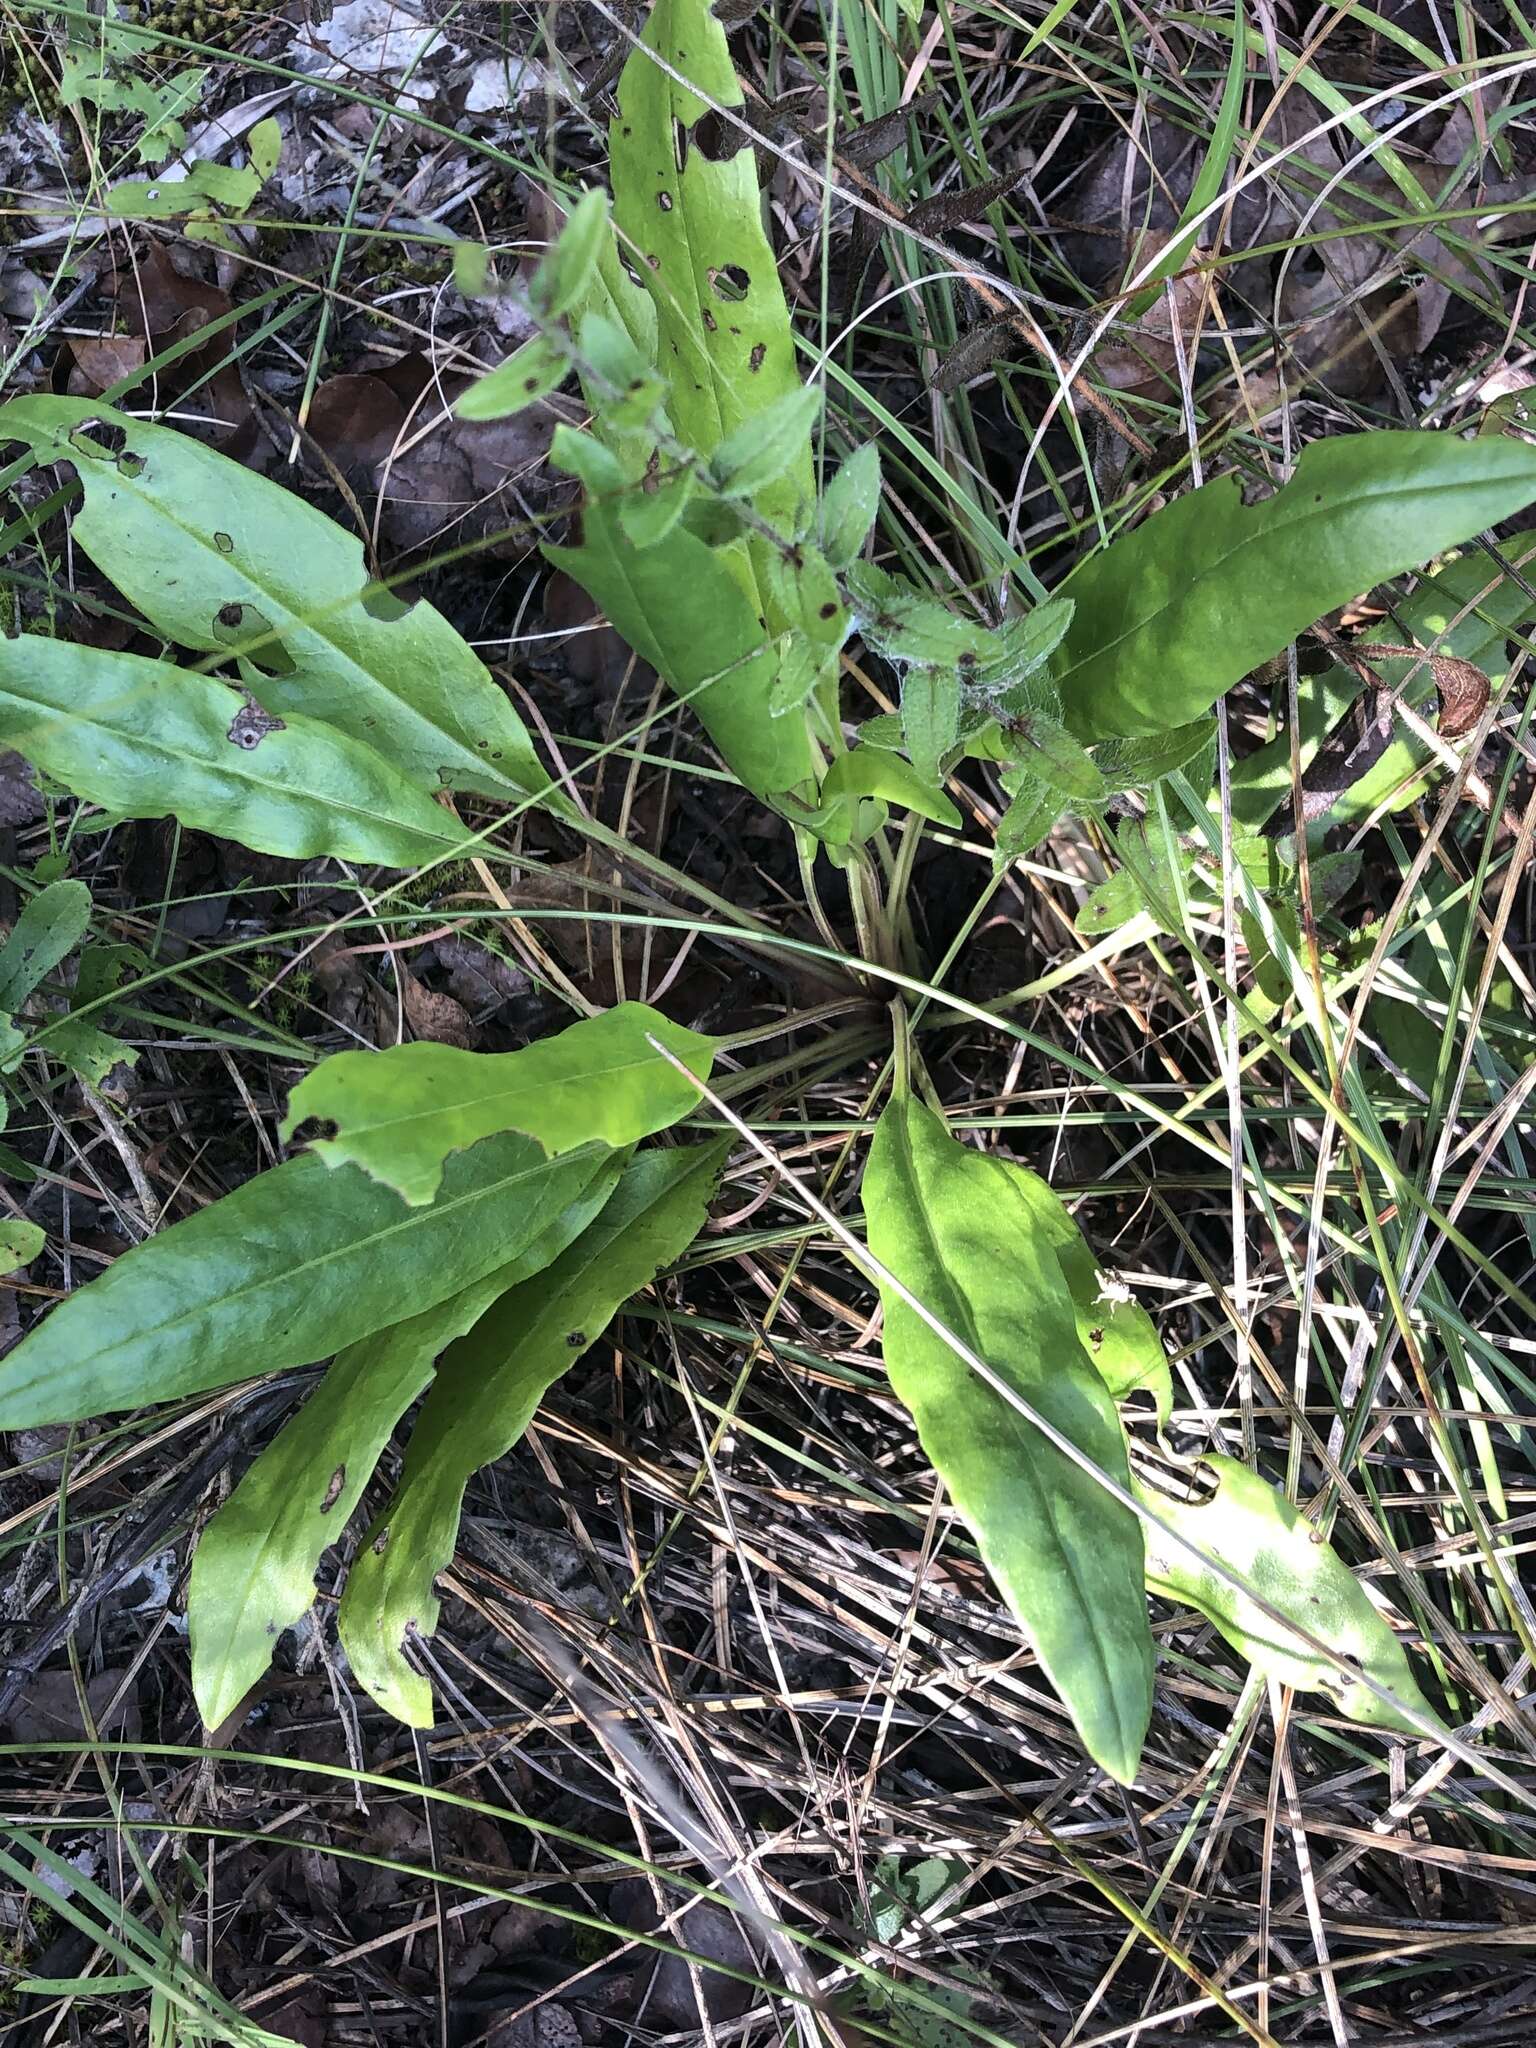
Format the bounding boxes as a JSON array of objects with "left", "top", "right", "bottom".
[
  {"left": 2, "top": 0, "right": 1534, "bottom": 1784},
  {"left": 848, "top": 1854, "right": 994, "bottom": 2048},
  {"left": 56, "top": 0, "right": 208, "bottom": 166}
]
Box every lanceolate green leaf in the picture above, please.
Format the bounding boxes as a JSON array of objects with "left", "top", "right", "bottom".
[
  {"left": 543, "top": 431, "right": 815, "bottom": 802},
  {"left": 0, "top": 881, "right": 91, "bottom": 1015},
  {"left": 1138, "top": 1455, "right": 1447, "bottom": 1738},
  {"left": 0, "top": 397, "right": 550, "bottom": 804},
  {"left": 340, "top": 1141, "right": 727, "bottom": 1725},
  {"left": 0, "top": 643, "right": 474, "bottom": 867},
  {"left": 610, "top": 0, "right": 813, "bottom": 538},
  {"left": 1055, "top": 432, "right": 1536, "bottom": 740},
  {"left": 598, "top": 0, "right": 837, "bottom": 767},
  {"left": 863, "top": 1094, "right": 1154, "bottom": 1783},
  {"left": 186, "top": 1156, "right": 627, "bottom": 1729},
  {"left": 820, "top": 443, "right": 882, "bottom": 571},
  {"left": 0, "top": 1137, "right": 612, "bottom": 1428},
  {"left": 282, "top": 1001, "right": 714, "bottom": 1207}
]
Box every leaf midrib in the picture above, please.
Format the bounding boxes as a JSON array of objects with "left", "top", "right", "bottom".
[
  {"left": 19, "top": 1149, "right": 591, "bottom": 1392},
  {"left": 884, "top": 1105, "right": 1139, "bottom": 1759},
  {"left": 5, "top": 685, "right": 461, "bottom": 850},
  {"left": 1057, "top": 466, "right": 1535, "bottom": 690}
]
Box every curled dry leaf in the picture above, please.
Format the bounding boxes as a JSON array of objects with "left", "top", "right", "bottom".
[
  {"left": 305, "top": 351, "right": 575, "bottom": 554},
  {"left": 1370, "top": 645, "right": 1491, "bottom": 740},
  {"left": 931, "top": 315, "right": 1013, "bottom": 395},
  {"left": 398, "top": 964, "right": 475, "bottom": 1048},
  {"left": 89, "top": 243, "right": 256, "bottom": 451},
  {"left": 1094, "top": 231, "right": 1216, "bottom": 402},
  {"left": 62, "top": 334, "right": 148, "bottom": 397}
]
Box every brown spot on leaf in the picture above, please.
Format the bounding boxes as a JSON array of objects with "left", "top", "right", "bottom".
[
  {"left": 227, "top": 696, "right": 287, "bottom": 751},
  {"left": 748, "top": 342, "right": 766, "bottom": 372},
  {"left": 320, "top": 1465, "right": 346, "bottom": 1513}
]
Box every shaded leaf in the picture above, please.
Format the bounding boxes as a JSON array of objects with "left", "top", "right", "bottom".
[
  {"left": 840, "top": 94, "right": 939, "bottom": 168},
  {"left": 1056, "top": 432, "right": 1536, "bottom": 740},
  {"left": 1138, "top": 1455, "right": 1447, "bottom": 1737},
  {"left": 455, "top": 335, "right": 571, "bottom": 422},
  {"left": 0, "top": 642, "right": 474, "bottom": 868},
  {"left": 531, "top": 186, "right": 610, "bottom": 321},
  {"left": 0, "top": 1137, "right": 613, "bottom": 1429},
  {"left": 1003, "top": 712, "right": 1105, "bottom": 802},
  {"left": 1075, "top": 816, "right": 1190, "bottom": 937},
  {"left": 0, "top": 881, "right": 92, "bottom": 1015},
  {"left": 1094, "top": 719, "right": 1215, "bottom": 794},
  {"left": 340, "top": 1141, "right": 727, "bottom": 1724},
  {"left": 931, "top": 316, "right": 1013, "bottom": 395},
  {"left": 864, "top": 1094, "right": 1153, "bottom": 1783},
  {"left": 186, "top": 1157, "right": 626, "bottom": 1727},
  {"left": 281, "top": 1001, "right": 713, "bottom": 1207},
  {"left": 904, "top": 163, "right": 1030, "bottom": 237},
  {"left": 819, "top": 443, "right": 882, "bottom": 569},
  {"left": 0, "top": 397, "right": 550, "bottom": 804}
]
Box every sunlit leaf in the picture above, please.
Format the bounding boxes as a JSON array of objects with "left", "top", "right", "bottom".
[
  {"left": 0, "top": 1138, "right": 612, "bottom": 1428},
  {"left": 0, "top": 1219, "right": 44, "bottom": 1275},
  {"left": 1055, "top": 432, "right": 1536, "bottom": 740},
  {"left": 864, "top": 1094, "right": 1154, "bottom": 1783},
  {"left": 0, "top": 643, "right": 474, "bottom": 868},
  {"left": 544, "top": 428, "right": 815, "bottom": 802},
  {"left": 186, "top": 1157, "right": 626, "bottom": 1728},
  {"left": 0, "top": 397, "right": 550, "bottom": 804},
  {"left": 1138, "top": 1455, "right": 1448, "bottom": 1737},
  {"left": 281, "top": 1001, "right": 713, "bottom": 1207}
]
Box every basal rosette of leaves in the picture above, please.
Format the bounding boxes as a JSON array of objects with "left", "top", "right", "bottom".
[{"left": 3, "top": 0, "right": 1533, "bottom": 1779}]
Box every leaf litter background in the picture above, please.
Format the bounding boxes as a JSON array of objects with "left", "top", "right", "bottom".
[{"left": 3, "top": 2, "right": 1536, "bottom": 2044}]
